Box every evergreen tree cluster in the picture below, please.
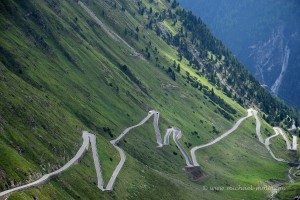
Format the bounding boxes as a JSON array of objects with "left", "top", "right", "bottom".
[{"left": 136, "top": 0, "right": 299, "bottom": 125}]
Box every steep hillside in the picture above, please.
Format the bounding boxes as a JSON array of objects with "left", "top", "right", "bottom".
[
  {"left": 0, "top": 0, "right": 299, "bottom": 199},
  {"left": 178, "top": 0, "right": 300, "bottom": 108}
]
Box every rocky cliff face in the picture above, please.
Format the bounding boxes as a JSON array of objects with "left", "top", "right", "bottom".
[
  {"left": 178, "top": 0, "right": 300, "bottom": 108},
  {"left": 249, "top": 25, "right": 290, "bottom": 94}
]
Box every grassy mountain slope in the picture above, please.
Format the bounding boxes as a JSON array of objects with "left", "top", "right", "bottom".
[{"left": 0, "top": 0, "right": 298, "bottom": 199}]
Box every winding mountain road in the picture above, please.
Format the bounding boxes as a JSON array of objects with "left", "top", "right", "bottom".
[
  {"left": 78, "top": 1, "right": 144, "bottom": 59},
  {"left": 162, "top": 127, "right": 193, "bottom": 166},
  {"left": 288, "top": 120, "right": 297, "bottom": 131},
  {"left": 0, "top": 132, "right": 91, "bottom": 198},
  {"left": 0, "top": 108, "right": 298, "bottom": 199},
  {"left": 0, "top": 1, "right": 293, "bottom": 198},
  {"left": 274, "top": 127, "right": 292, "bottom": 150},
  {"left": 190, "top": 109, "right": 253, "bottom": 166},
  {"left": 88, "top": 132, "right": 105, "bottom": 190},
  {"left": 288, "top": 167, "right": 295, "bottom": 183},
  {"left": 106, "top": 110, "right": 161, "bottom": 190},
  {"left": 293, "top": 135, "right": 298, "bottom": 151},
  {"left": 251, "top": 109, "right": 265, "bottom": 144},
  {"left": 264, "top": 129, "right": 288, "bottom": 162},
  {"left": 163, "top": 128, "right": 173, "bottom": 145}
]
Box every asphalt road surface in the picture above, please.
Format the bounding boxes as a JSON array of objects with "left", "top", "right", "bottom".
[
  {"left": 274, "top": 127, "right": 292, "bottom": 150},
  {"left": 1, "top": 108, "right": 297, "bottom": 198},
  {"left": 0, "top": 132, "right": 91, "bottom": 198},
  {"left": 190, "top": 109, "right": 253, "bottom": 166}
]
